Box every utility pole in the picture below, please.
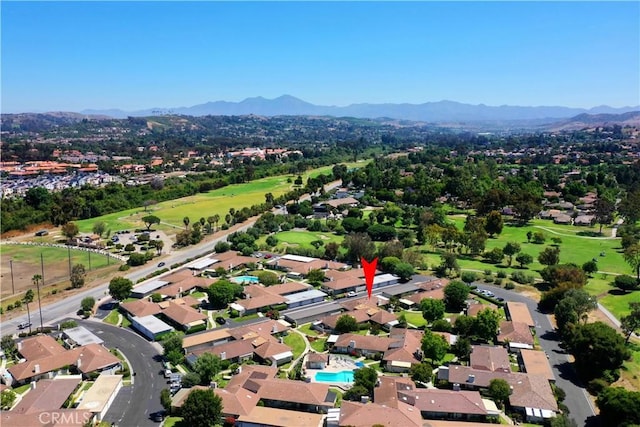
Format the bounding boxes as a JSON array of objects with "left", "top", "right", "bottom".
[
  {"left": 68, "top": 246, "right": 72, "bottom": 277},
  {"left": 9, "top": 259, "right": 15, "bottom": 295}
]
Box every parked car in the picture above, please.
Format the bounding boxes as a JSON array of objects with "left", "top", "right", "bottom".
[
  {"left": 163, "top": 369, "right": 172, "bottom": 378},
  {"left": 150, "top": 411, "right": 166, "bottom": 422},
  {"left": 216, "top": 316, "right": 227, "bottom": 325},
  {"left": 157, "top": 262, "right": 165, "bottom": 268},
  {"left": 347, "top": 291, "right": 357, "bottom": 297}
]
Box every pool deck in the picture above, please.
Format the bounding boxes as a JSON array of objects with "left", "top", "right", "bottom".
[{"left": 304, "top": 354, "right": 361, "bottom": 388}]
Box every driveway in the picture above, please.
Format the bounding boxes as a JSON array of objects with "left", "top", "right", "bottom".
[
  {"left": 75, "top": 319, "right": 165, "bottom": 427},
  {"left": 479, "top": 283, "right": 597, "bottom": 427}
]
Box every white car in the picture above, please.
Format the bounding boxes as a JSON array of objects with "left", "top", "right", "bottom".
[{"left": 347, "top": 291, "right": 357, "bottom": 297}]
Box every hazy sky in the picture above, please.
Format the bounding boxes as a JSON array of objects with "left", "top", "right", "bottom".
[{"left": 2, "top": 1, "right": 639, "bottom": 113}]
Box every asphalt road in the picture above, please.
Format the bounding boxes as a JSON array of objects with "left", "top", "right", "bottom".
[
  {"left": 75, "top": 319, "right": 165, "bottom": 427},
  {"left": 477, "top": 283, "right": 597, "bottom": 427}
]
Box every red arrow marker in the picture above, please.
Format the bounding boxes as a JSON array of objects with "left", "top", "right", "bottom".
[{"left": 361, "top": 257, "right": 378, "bottom": 299}]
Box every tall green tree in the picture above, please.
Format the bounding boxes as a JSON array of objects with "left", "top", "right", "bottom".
[
  {"left": 181, "top": 388, "right": 223, "bottom": 427},
  {"left": 538, "top": 246, "right": 561, "bottom": 266},
  {"left": 596, "top": 386, "right": 640, "bottom": 427},
  {"left": 206, "top": 280, "right": 242, "bottom": 309},
  {"left": 70, "top": 264, "right": 86, "bottom": 289},
  {"left": 488, "top": 378, "right": 511, "bottom": 409},
  {"left": 443, "top": 280, "right": 469, "bottom": 311},
  {"left": 484, "top": 211, "right": 503, "bottom": 237},
  {"left": 503, "top": 242, "right": 521, "bottom": 267},
  {"left": 420, "top": 298, "right": 445, "bottom": 323},
  {"left": 142, "top": 215, "right": 161, "bottom": 230},
  {"left": 474, "top": 308, "right": 501, "bottom": 343},
  {"left": 621, "top": 302, "right": 640, "bottom": 343},
  {"left": 193, "top": 353, "right": 222, "bottom": 385},
  {"left": 108, "top": 276, "right": 133, "bottom": 301},
  {"left": 160, "top": 389, "right": 172, "bottom": 414},
  {"left": 162, "top": 332, "right": 184, "bottom": 366},
  {"left": 23, "top": 289, "right": 34, "bottom": 333},
  {"left": 623, "top": 244, "right": 640, "bottom": 281},
  {"left": 335, "top": 315, "right": 359, "bottom": 333},
  {"left": 92, "top": 221, "right": 106, "bottom": 237},
  {"left": 421, "top": 329, "right": 449, "bottom": 363}
]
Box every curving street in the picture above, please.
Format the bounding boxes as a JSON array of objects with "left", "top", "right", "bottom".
[{"left": 75, "top": 319, "right": 165, "bottom": 427}]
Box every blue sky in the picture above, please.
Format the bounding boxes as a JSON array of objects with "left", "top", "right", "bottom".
[{"left": 2, "top": 1, "right": 639, "bottom": 113}]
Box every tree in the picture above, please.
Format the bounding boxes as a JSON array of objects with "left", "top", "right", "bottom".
[
  {"left": 621, "top": 302, "right": 640, "bottom": 343},
  {"left": 554, "top": 289, "right": 596, "bottom": 336},
  {"left": 474, "top": 308, "right": 501, "bottom": 342},
  {"left": 162, "top": 332, "right": 184, "bottom": 366},
  {"left": 206, "top": 280, "right": 242, "bottom": 308},
  {"left": 594, "top": 197, "right": 615, "bottom": 234},
  {"left": 160, "top": 389, "right": 172, "bottom": 414},
  {"left": 410, "top": 362, "right": 433, "bottom": 385},
  {"left": 341, "top": 233, "right": 376, "bottom": 264},
  {"left": 1, "top": 389, "right": 16, "bottom": 410},
  {"left": 1, "top": 335, "right": 17, "bottom": 360},
  {"left": 142, "top": 215, "right": 161, "bottom": 231},
  {"left": 343, "top": 384, "right": 369, "bottom": 401},
  {"left": 451, "top": 336, "right": 472, "bottom": 361},
  {"left": 515, "top": 253, "right": 533, "bottom": 269},
  {"left": 538, "top": 246, "right": 560, "bottom": 266},
  {"left": 582, "top": 260, "right": 598, "bottom": 276},
  {"left": 421, "top": 330, "right": 449, "bottom": 363},
  {"left": 503, "top": 242, "right": 521, "bottom": 267},
  {"left": 23, "top": 289, "right": 34, "bottom": 333},
  {"left": 564, "top": 321, "right": 631, "bottom": 380},
  {"left": 483, "top": 247, "right": 504, "bottom": 264},
  {"left": 306, "top": 269, "right": 325, "bottom": 285},
  {"left": 181, "top": 388, "right": 223, "bottom": 427},
  {"left": 80, "top": 297, "right": 95, "bottom": 314},
  {"left": 488, "top": 378, "right": 511, "bottom": 409},
  {"left": 353, "top": 366, "right": 378, "bottom": 396},
  {"left": 444, "top": 280, "right": 469, "bottom": 311},
  {"left": 335, "top": 315, "right": 358, "bottom": 333},
  {"left": 612, "top": 274, "right": 639, "bottom": 293},
  {"left": 439, "top": 252, "right": 459, "bottom": 277},
  {"left": 92, "top": 221, "right": 106, "bottom": 237},
  {"left": 460, "top": 271, "right": 477, "bottom": 286},
  {"left": 623, "top": 244, "right": 640, "bottom": 281},
  {"left": 256, "top": 271, "right": 279, "bottom": 286},
  {"left": 323, "top": 242, "right": 340, "bottom": 260},
  {"left": 393, "top": 262, "right": 414, "bottom": 281},
  {"left": 155, "top": 239, "right": 165, "bottom": 255},
  {"left": 420, "top": 298, "right": 445, "bottom": 323},
  {"left": 549, "top": 415, "right": 578, "bottom": 427},
  {"left": 596, "top": 386, "right": 640, "bottom": 427},
  {"left": 194, "top": 353, "right": 222, "bottom": 385},
  {"left": 181, "top": 372, "right": 202, "bottom": 388},
  {"left": 484, "top": 211, "right": 503, "bottom": 237},
  {"left": 183, "top": 216, "right": 190, "bottom": 230},
  {"left": 540, "top": 264, "right": 587, "bottom": 289},
  {"left": 61, "top": 222, "right": 79, "bottom": 240},
  {"left": 70, "top": 263, "right": 86, "bottom": 289},
  {"left": 108, "top": 276, "right": 133, "bottom": 302},
  {"left": 127, "top": 252, "right": 147, "bottom": 266}
]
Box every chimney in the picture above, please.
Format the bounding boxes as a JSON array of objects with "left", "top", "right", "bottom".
[
  {"left": 279, "top": 337, "right": 284, "bottom": 344},
  {"left": 30, "top": 381, "right": 36, "bottom": 390},
  {"left": 220, "top": 352, "right": 226, "bottom": 360},
  {"left": 467, "top": 375, "right": 475, "bottom": 383},
  {"left": 77, "top": 358, "right": 82, "bottom": 368},
  {"left": 17, "top": 342, "right": 23, "bottom": 352},
  {"left": 272, "top": 324, "right": 277, "bottom": 334},
  {"left": 34, "top": 364, "right": 40, "bottom": 374}
]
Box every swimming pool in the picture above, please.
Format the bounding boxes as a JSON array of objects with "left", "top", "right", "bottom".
[
  {"left": 355, "top": 361, "right": 365, "bottom": 368},
  {"left": 231, "top": 275, "right": 259, "bottom": 284},
  {"left": 315, "top": 370, "right": 354, "bottom": 383}
]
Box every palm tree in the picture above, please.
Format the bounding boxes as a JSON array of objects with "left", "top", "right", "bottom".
[
  {"left": 156, "top": 240, "right": 164, "bottom": 255},
  {"left": 213, "top": 214, "right": 220, "bottom": 232},
  {"left": 183, "top": 216, "right": 190, "bottom": 230},
  {"left": 199, "top": 217, "right": 205, "bottom": 227},
  {"left": 207, "top": 216, "right": 215, "bottom": 234},
  {"left": 31, "top": 274, "right": 44, "bottom": 332},
  {"left": 23, "top": 289, "right": 34, "bottom": 334}
]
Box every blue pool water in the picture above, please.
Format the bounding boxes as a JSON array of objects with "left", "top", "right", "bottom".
[
  {"left": 355, "top": 361, "right": 365, "bottom": 367},
  {"left": 232, "top": 275, "right": 259, "bottom": 284},
  {"left": 315, "top": 370, "right": 354, "bottom": 383}
]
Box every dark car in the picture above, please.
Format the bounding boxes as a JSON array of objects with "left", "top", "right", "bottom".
[
  {"left": 150, "top": 411, "right": 166, "bottom": 422},
  {"left": 157, "top": 262, "right": 165, "bottom": 267},
  {"left": 216, "top": 316, "right": 227, "bottom": 325}
]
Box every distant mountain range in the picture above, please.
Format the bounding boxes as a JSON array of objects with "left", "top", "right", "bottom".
[{"left": 80, "top": 95, "right": 640, "bottom": 123}]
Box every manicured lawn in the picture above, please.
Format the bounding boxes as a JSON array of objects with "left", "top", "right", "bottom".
[
  {"left": 121, "top": 315, "right": 131, "bottom": 328},
  {"left": 310, "top": 338, "right": 327, "bottom": 353},
  {"left": 298, "top": 322, "right": 320, "bottom": 336},
  {"left": 443, "top": 353, "right": 456, "bottom": 363},
  {"left": 163, "top": 417, "right": 186, "bottom": 427},
  {"left": 330, "top": 387, "right": 343, "bottom": 408},
  {"left": 283, "top": 332, "right": 306, "bottom": 359},
  {"left": 272, "top": 230, "right": 344, "bottom": 249},
  {"left": 75, "top": 162, "right": 366, "bottom": 234},
  {"left": 103, "top": 310, "right": 120, "bottom": 326},
  {"left": 399, "top": 310, "right": 427, "bottom": 328},
  {"left": 13, "top": 383, "right": 31, "bottom": 395}
]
